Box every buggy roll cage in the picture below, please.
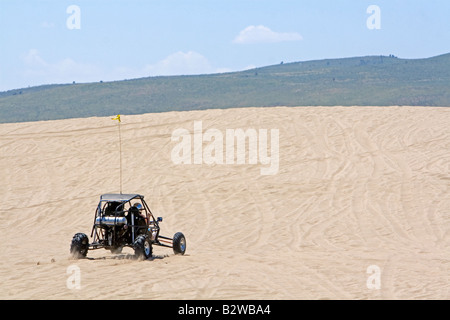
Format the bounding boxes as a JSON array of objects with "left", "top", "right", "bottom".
[{"left": 89, "top": 193, "right": 174, "bottom": 249}]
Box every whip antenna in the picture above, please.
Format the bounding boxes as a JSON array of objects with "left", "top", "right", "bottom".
[{"left": 111, "top": 114, "right": 122, "bottom": 194}]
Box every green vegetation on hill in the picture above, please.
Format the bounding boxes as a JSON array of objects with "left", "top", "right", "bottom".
[{"left": 1, "top": 53, "right": 449, "bottom": 123}]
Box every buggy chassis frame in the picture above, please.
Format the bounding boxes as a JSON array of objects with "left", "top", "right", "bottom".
[{"left": 89, "top": 193, "right": 174, "bottom": 251}]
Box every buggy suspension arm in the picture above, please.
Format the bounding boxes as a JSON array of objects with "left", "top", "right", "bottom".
[{"left": 155, "top": 235, "right": 173, "bottom": 248}]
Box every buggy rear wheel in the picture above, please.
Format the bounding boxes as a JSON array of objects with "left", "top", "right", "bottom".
[
  {"left": 70, "top": 233, "right": 89, "bottom": 259},
  {"left": 173, "top": 232, "right": 186, "bottom": 255},
  {"left": 134, "top": 234, "right": 152, "bottom": 260}
]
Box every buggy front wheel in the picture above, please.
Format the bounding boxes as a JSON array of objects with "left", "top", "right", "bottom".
[
  {"left": 70, "top": 233, "right": 89, "bottom": 259},
  {"left": 134, "top": 234, "right": 152, "bottom": 260},
  {"left": 173, "top": 232, "right": 186, "bottom": 255}
]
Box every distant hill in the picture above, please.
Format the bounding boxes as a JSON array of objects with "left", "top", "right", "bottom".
[{"left": 1, "top": 53, "right": 449, "bottom": 123}]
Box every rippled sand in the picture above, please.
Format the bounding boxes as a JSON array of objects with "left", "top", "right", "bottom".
[{"left": 0, "top": 106, "right": 448, "bottom": 299}]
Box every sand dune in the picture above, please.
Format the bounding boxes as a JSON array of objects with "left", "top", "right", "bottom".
[{"left": 0, "top": 106, "right": 449, "bottom": 299}]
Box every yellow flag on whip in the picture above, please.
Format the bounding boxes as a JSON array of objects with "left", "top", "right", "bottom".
[{"left": 112, "top": 114, "right": 121, "bottom": 122}]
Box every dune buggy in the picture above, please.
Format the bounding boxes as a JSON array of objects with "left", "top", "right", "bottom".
[{"left": 70, "top": 193, "right": 186, "bottom": 259}]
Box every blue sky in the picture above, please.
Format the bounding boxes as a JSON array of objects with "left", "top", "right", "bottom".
[{"left": 1, "top": 0, "right": 449, "bottom": 91}]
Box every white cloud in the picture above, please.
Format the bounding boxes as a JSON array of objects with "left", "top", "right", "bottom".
[
  {"left": 215, "top": 67, "right": 233, "bottom": 74},
  {"left": 143, "top": 51, "right": 215, "bottom": 76},
  {"left": 21, "top": 49, "right": 101, "bottom": 85},
  {"left": 23, "top": 49, "right": 47, "bottom": 66},
  {"left": 17, "top": 49, "right": 233, "bottom": 89},
  {"left": 40, "top": 21, "right": 55, "bottom": 28},
  {"left": 233, "top": 25, "right": 303, "bottom": 44},
  {"left": 244, "top": 64, "right": 257, "bottom": 70}
]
